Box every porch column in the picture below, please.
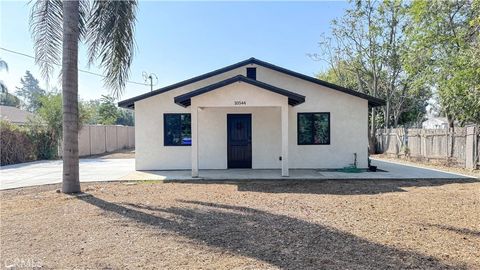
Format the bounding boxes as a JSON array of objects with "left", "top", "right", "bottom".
[
  {"left": 191, "top": 106, "right": 199, "bottom": 177},
  {"left": 281, "top": 103, "right": 289, "bottom": 176}
]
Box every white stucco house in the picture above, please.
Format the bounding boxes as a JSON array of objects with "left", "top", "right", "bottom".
[{"left": 119, "top": 58, "right": 384, "bottom": 177}]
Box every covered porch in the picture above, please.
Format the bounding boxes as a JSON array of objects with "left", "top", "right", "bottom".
[
  {"left": 173, "top": 75, "right": 305, "bottom": 178},
  {"left": 119, "top": 159, "right": 473, "bottom": 182}
]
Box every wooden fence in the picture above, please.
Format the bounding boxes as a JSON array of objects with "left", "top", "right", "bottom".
[
  {"left": 59, "top": 125, "right": 135, "bottom": 157},
  {"left": 376, "top": 125, "right": 479, "bottom": 169}
]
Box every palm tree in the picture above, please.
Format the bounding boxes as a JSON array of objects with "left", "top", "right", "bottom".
[
  {"left": 30, "top": 0, "right": 138, "bottom": 193},
  {"left": 0, "top": 58, "right": 8, "bottom": 93},
  {"left": 0, "top": 58, "right": 8, "bottom": 71}
]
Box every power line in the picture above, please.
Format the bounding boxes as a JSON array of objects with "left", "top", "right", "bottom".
[{"left": 0, "top": 47, "right": 149, "bottom": 86}]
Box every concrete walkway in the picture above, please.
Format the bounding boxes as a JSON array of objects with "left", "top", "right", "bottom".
[
  {"left": 0, "top": 159, "right": 134, "bottom": 190},
  {"left": 120, "top": 159, "right": 474, "bottom": 182},
  {"left": 0, "top": 158, "right": 475, "bottom": 190}
]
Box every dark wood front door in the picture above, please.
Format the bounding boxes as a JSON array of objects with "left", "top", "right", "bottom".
[{"left": 227, "top": 114, "right": 252, "bottom": 168}]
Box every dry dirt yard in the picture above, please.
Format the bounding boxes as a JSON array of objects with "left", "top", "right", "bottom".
[{"left": 1, "top": 179, "right": 479, "bottom": 269}]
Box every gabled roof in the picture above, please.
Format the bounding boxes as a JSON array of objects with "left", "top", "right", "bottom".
[
  {"left": 174, "top": 75, "right": 306, "bottom": 107},
  {"left": 118, "top": 57, "right": 385, "bottom": 109}
]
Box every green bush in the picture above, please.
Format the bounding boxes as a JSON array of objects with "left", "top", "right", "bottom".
[
  {"left": 1, "top": 92, "right": 92, "bottom": 165},
  {"left": 27, "top": 123, "right": 58, "bottom": 160},
  {"left": 1, "top": 121, "right": 36, "bottom": 165},
  {"left": 0, "top": 120, "right": 58, "bottom": 165}
]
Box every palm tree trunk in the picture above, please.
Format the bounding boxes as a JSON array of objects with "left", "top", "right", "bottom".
[{"left": 61, "top": 0, "right": 80, "bottom": 193}]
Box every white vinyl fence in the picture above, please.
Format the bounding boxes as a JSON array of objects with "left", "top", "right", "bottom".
[{"left": 59, "top": 125, "right": 134, "bottom": 157}]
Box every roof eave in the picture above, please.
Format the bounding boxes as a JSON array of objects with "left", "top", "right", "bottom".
[
  {"left": 249, "top": 58, "right": 386, "bottom": 108},
  {"left": 368, "top": 99, "right": 386, "bottom": 107},
  {"left": 118, "top": 57, "right": 385, "bottom": 108},
  {"left": 118, "top": 58, "right": 256, "bottom": 109},
  {"left": 173, "top": 75, "right": 306, "bottom": 107}
]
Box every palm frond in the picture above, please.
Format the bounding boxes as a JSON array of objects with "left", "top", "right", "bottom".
[
  {"left": 29, "top": 0, "right": 63, "bottom": 82},
  {"left": 87, "top": 0, "right": 138, "bottom": 97},
  {"left": 29, "top": 0, "right": 90, "bottom": 81},
  {"left": 0, "top": 81, "right": 7, "bottom": 93},
  {"left": 79, "top": 0, "right": 90, "bottom": 40},
  {"left": 0, "top": 58, "right": 8, "bottom": 71}
]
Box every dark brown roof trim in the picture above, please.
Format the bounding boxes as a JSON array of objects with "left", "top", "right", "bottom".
[
  {"left": 251, "top": 58, "right": 385, "bottom": 107},
  {"left": 118, "top": 57, "right": 385, "bottom": 109},
  {"left": 174, "top": 75, "right": 305, "bottom": 107},
  {"left": 118, "top": 58, "right": 254, "bottom": 109}
]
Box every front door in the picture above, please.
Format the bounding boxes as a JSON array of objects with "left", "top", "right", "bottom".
[{"left": 227, "top": 114, "right": 252, "bottom": 168}]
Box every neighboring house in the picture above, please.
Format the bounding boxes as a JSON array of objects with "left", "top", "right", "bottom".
[
  {"left": 119, "top": 58, "right": 385, "bottom": 176},
  {"left": 422, "top": 117, "right": 449, "bottom": 129},
  {"left": 0, "top": 105, "right": 34, "bottom": 125}
]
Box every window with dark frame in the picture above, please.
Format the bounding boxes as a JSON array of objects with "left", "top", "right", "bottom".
[
  {"left": 297, "top": 112, "right": 330, "bottom": 145},
  {"left": 164, "top": 113, "right": 192, "bottom": 146}
]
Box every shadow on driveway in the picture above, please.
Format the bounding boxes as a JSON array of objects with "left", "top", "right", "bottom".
[{"left": 76, "top": 194, "right": 464, "bottom": 269}]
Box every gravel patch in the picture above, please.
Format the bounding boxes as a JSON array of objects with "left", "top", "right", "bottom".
[{"left": 1, "top": 180, "right": 479, "bottom": 269}]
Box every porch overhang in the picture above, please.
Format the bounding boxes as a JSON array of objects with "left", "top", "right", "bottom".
[{"left": 173, "top": 75, "right": 305, "bottom": 107}]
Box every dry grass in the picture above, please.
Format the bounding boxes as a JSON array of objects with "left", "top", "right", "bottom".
[{"left": 1, "top": 179, "right": 479, "bottom": 269}]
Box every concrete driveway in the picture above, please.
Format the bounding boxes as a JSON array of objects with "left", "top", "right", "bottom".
[
  {"left": 0, "top": 158, "right": 474, "bottom": 190},
  {"left": 1, "top": 158, "right": 135, "bottom": 190}
]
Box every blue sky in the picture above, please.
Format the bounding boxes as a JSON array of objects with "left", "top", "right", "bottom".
[{"left": 0, "top": 1, "right": 349, "bottom": 101}]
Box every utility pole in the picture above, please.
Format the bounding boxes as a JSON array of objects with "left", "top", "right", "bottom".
[{"left": 142, "top": 71, "right": 158, "bottom": 92}]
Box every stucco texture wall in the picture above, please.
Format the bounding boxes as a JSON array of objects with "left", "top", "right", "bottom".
[
  {"left": 197, "top": 107, "right": 282, "bottom": 169},
  {"left": 134, "top": 66, "right": 247, "bottom": 170},
  {"left": 256, "top": 66, "right": 369, "bottom": 168},
  {"left": 134, "top": 64, "right": 369, "bottom": 170},
  {"left": 191, "top": 82, "right": 287, "bottom": 169}
]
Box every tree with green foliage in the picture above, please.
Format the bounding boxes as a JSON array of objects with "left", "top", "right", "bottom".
[
  {"left": 116, "top": 108, "right": 134, "bottom": 126},
  {"left": 30, "top": 0, "right": 138, "bottom": 193},
  {"left": 316, "top": 60, "right": 359, "bottom": 90},
  {"left": 81, "top": 99, "right": 101, "bottom": 125},
  {"left": 15, "top": 71, "right": 46, "bottom": 112},
  {"left": 404, "top": 0, "right": 480, "bottom": 126},
  {"left": 37, "top": 91, "right": 91, "bottom": 140},
  {"left": 312, "top": 0, "right": 432, "bottom": 153},
  {"left": 98, "top": 95, "right": 120, "bottom": 125},
  {"left": 35, "top": 92, "right": 63, "bottom": 142},
  {"left": 81, "top": 95, "right": 134, "bottom": 126},
  {"left": 31, "top": 90, "right": 90, "bottom": 157}
]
